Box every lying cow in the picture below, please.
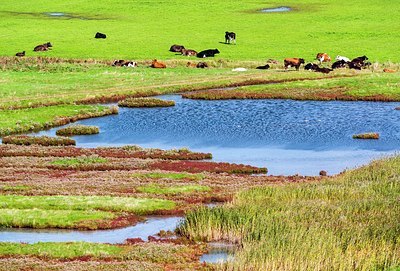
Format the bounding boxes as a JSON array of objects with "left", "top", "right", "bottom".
[
  {"left": 331, "top": 60, "right": 348, "bottom": 69},
  {"left": 181, "top": 49, "right": 197, "bottom": 56},
  {"left": 150, "top": 59, "right": 166, "bottom": 68},
  {"left": 197, "top": 49, "right": 220, "bottom": 58},
  {"left": 316, "top": 53, "right": 331, "bottom": 64},
  {"left": 95, "top": 32, "right": 106, "bottom": 39},
  {"left": 15, "top": 51, "right": 25, "bottom": 57},
  {"left": 335, "top": 55, "right": 350, "bottom": 62},
  {"left": 256, "top": 64, "right": 270, "bottom": 70},
  {"left": 169, "top": 44, "right": 185, "bottom": 53},
  {"left": 112, "top": 60, "right": 137, "bottom": 67},
  {"left": 305, "top": 63, "right": 332, "bottom": 73},
  {"left": 284, "top": 58, "right": 305, "bottom": 70},
  {"left": 33, "top": 42, "right": 52, "bottom": 52},
  {"left": 186, "top": 62, "right": 208, "bottom": 68},
  {"left": 348, "top": 55, "right": 370, "bottom": 70},
  {"left": 225, "top": 32, "right": 236, "bottom": 44}
]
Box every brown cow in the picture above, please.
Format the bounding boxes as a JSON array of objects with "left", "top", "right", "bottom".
[
  {"left": 181, "top": 49, "right": 197, "bottom": 56},
  {"left": 34, "top": 42, "right": 52, "bottom": 52},
  {"left": 150, "top": 59, "right": 166, "bottom": 68},
  {"left": 284, "top": 58, "right": 305, "bottom": 70},
  {"left": 316, "top": 53, "right": 331, "bottom": 64}
]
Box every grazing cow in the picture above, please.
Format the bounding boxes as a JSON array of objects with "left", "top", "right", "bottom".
[
  {"left": 112, "top": 60, "right": 137, "bottom": 67},
  {"left": 150, "top": 59, "right": 166, "bottom": 68},
  {"left": 15, "top": 51, "right": 25, "bottom": 57},
  {"left": 335, "top": 55, "right": 350, "bottom": 62},
  {"left": 95, "top": 32, "right": 106, "bottom": 39},
  {"left": 33, "top": 42, "right": 52, "bottom": 52},
  {"left": 181, "top": 49, "right": 197, "bottom": 56},
  {"left": 225, "top": 32, "right": 236, "bottom": 44},
  {"left": 169, "top": 44, "right": 185, "bottom": 53},
  {"left": 196, "top": 62, "right": 208, "bottom": 68},
  {"left": 197, "top": 49, "right": 220, "bottom": 58},
  {"left": 256, "top": 64, "right": 270, "bottom": 70},
  {"left": 316, "top": 53, "right": 331, "bottom": 64},
  {"left": 331, "top": 60, "right": 348, "bottom": 69},
  {"left": 284, "top": 58, "right": 305, "bottom": 70}
]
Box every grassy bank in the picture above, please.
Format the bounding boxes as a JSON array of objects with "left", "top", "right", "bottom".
[
  {"left": 179, "top": 156, "right": 400, "bottom": 270},
  {"left": 0, "top": 195, "right": 175, "bottom": 229}
]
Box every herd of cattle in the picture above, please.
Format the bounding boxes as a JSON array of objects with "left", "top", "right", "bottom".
[{"left": 13, "top": 31, "right": 394, "bottom": 73}]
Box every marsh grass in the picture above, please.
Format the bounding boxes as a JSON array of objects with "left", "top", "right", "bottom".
[
  {"left": 0, "top": 242, "right": 123, "bottom": 259},
  {"left": 352, "top": 133, "right": 380, "bottom": 140},
  {"left": 50, "top": 156, "right": 108, "bottom": 166},
  {"left": 55, "top": 124, "right": 99, "bottom": 136},
  {"left": 2, "top": 135, "right": 76, "bottom": 146},
  {"left": 118, "top": 97, "right": 175, "bottom": 108},
  {"left": 179, "top": 156, "right": 400, "bottom": 270},
  {"left": 132, "top": 172, "right": 205, "bottom": 181},
  {"left": 137, "top": 184, "right": 211, "bottom": 195}
]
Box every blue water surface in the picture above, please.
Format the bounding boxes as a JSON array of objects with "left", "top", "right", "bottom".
[{"left": 32, "top": 95, "right": 400, "bottom": 175}]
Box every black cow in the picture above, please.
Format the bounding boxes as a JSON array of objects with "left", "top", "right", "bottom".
[
  {"left": 33, "top": 42, "right": 52, "bottom": 52},
  {"left": 331, "top": 60, "right": 348, "bottom": 69},
  {"left": 169, "top": 44, "right": 185, "bottom": 52},
  {"left": 256, "top": 64, "right": 270, "bottom": 70},
  {"left": 95, "top": 32, "right": 106, "bottom": 39},
  {"left": 225, "top": 31, "right": 236, "bottom": 44},
  {"left": 197, "top": 49, "right": 220, "bottom": 58},
  {"left": 15, "top": 51, "right": 25, "bottom": 57},
  {"left": 305, "top": 63, "right": 318, "bottom": 70},
  {"left": 348, "top": 55, "right": 370, "bottom": 70},
  {"left": 196, "top": 62, "right": 208, "bottom": 68}
]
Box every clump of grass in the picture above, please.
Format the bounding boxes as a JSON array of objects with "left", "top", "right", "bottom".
[
  {"left": 2, "top": 135, "right": 76, "bottom": 146},
  {"left": 137, "top": 184, "right": 211, "bottom": 194},
  {"left": 352, "top": 132, "right": 380, "bottom": 139},
  {"left": 0, "top": 242, "right": 123, "bottom": 259},
  {"left": 0, "top": 185, "right": 30, "bottom": 192},
  {"left": 179, "top": 156, "right": 400, "bottom": 270},
  {"left": 118, "top": 97, "right": 175, "bottom": 108},
  {"left": 55, "top": 125, "right": 99, "bottom": 136},
  {"left": 50, "top": 156, "right": 107, "bottom": 167},
  {"left": 132, "top": 172, "right": 205, "bottom": 181}
]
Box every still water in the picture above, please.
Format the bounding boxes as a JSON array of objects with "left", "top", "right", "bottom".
[{"left": 33, "top": 95, "right": 400, "bottom": 175}]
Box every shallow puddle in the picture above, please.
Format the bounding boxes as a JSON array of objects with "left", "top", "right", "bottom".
[
  {"left": 0, "top": 216, "right": 182, "bottom": 244},
  {"left": 200, "top": 242, "right": 236, "bottom": 264},
  {"left": 260, "top": 7, "right": 291, "bottom": 13}
]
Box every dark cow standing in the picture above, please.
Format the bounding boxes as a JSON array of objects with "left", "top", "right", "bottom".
[
  {"left": 15, "top": 51, "right": 25, "bottom": 57},
  {"left": 95, "top": 32, "right": 106, "bottom": 39},
  {"left": 197, "top": 49, "right": 220, "bottom": 58},
  {"left": 169, "top": 44, "right": 185, "bottom": 53},
  {"left": 33, "top": 42, "right": 52, "bottom": 52},
  {"left": 225, "top": 32, "right": 236, "bottom": 44}
]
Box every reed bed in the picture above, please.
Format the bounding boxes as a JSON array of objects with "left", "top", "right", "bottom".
[
  {"left": 55, "top": 125, "right": 99, "bottom": 136},
  {"left": 2, "top": 135, "right": 76, "bottom": 146},
  {"left": 352, "top": 132, "right": 380, "bottom": 139},
  {"left": 179, "top": 156, "right": 400, "bottom": 270},
  {"left": 118, "top": 97, "right": 175, "bottom": 108}
]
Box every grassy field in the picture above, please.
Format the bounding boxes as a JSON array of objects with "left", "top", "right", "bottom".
[
  {"left": 0, "top": 0, "right": 399, "bottom": 62},
  {"left": 179, "top": 156, "right": 400, "bottom": 270}
]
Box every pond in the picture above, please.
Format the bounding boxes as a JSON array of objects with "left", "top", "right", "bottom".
[
  {"left": 32, "top": 95, "right": 400, "bottom": 175},
  {"left": 0, "top": 216, "right": 182, "bottom": 244}
]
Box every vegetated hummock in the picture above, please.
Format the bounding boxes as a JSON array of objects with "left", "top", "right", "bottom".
[
  {"left": 352, "top": 132, "right": 380, "bottom": 139},
  {"left": 2, "top": 135, "right": 76, "bottom": 146},
  {"left": 118, "top": 97, "right": 175, "bottom": 108},
  {"left": 55, "top": 125, "right": 99, "bottom": 136},
  {"left": 179, "top": 156, "right": 400, "bottom": 270}
]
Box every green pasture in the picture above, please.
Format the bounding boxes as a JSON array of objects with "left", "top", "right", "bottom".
[
  {"left": 0, "top": 0, "right": 399, "bottom": 62},
  {"left": 179, "top": 155, "right": 400, "bottom": 270}
]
